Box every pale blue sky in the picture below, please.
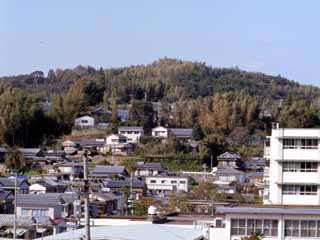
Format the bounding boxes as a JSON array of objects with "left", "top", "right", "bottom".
[{"left": 1, "top": 1, "right": 320, "bottom": 86}]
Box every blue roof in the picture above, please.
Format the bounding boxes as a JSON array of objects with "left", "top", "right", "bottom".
[{"left": 36, "top": 224, "right": 203, "bottom": 240}]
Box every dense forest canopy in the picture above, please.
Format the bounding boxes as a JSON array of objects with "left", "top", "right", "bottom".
[{"left": 0, "top": 58, "right": 320, "bottom": 148}]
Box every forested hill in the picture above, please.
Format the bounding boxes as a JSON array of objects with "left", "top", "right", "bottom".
[
  {"left": 1, "top": 58, "right": 319, "bottom": 103},
  {"left": 0, "top": 58, "right": 320, "bottom": 148}
]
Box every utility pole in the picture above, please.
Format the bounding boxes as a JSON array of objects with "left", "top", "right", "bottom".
[
  {"left": 13, "top": 172, "right": 17, "bottom": 240},
  {"left": 83, "top": 151, "right": 91, "bottom": 240},
  {"left": 210, "top": 155, "right": 213, "bottom": 172}
]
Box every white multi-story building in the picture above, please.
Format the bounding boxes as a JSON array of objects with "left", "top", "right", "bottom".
[
  {"left": 264, "top": 127, "right": 320, "bottom": 205},
  {"left": 206, "top": 127, "right": 320, "bottom": 240},
  {"left": 146, "top": 176, "right": 189, "bottom": 194}
]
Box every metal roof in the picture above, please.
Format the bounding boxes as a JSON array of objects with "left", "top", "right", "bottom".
[
  {"left": 216, "top": 205, "right": 320, "bottom": 215},
  {"left": 119, "top": 126, "right": 144, "bottom": 132},
  {"left": 36, "top": 224, "right": 203, "bottom": 240},
  {"left": 0, "top": 214, "right": 35, "bottom": 227},
  {"left": 17, "top": 193, "right": 65, "bottom": 207}
]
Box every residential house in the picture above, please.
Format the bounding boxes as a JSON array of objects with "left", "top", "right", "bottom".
[
  {"left": 89, "top": 165, "right": 128, "bottom": 180},
  {"left": 0, "top": 188, "right": 13, "bottom": 213},
  {"left": 57, "top": 162, "right": 84, "bottom": 180},
  {"left": 16, "top": 193, "right": 78, "bottom": 234},
  {"left": 146, "top": 176, "right": 189, "bottom": 195},
  {"left": 135, "top": 162, "right": 165, "bottom": 177},
  {"left": 101, "top": 179, "right": 147, "bottom": 199},
  {"left": 29, "top": 180, "right": 67, "bottom": 194},
  {"left": 152, "top": 126, "right": 169, "bottom": 138},
  {"left": 74, "top": 115, "right": 95, "bottom": 128},
  {"left": 118, "top": 126, "right": 144, "bottom": 143},
  {"left": 89, "top": 192, "right": 118, "bottom": 215},
  {"left": 105, "top": 134, "right": 133, "bottom": 155},
  {"left": 169, "top": 128, "right": 193, "bottom": 141},
  {"left": 217, "top": 152, "right": 242, "bottom": 168},
  {"left": 0, "top": 177, "right": 29, "bottom": 194},
  {"left": 0, "top": 214, "right": 38, "bottom": 239}
]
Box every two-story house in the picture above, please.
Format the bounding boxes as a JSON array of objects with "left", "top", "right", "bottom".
[
  {"left": 146, "top": 176, "right": 189, "bottom": 195},
  {"left": 118, "top": 126, "right": 144, "bottom": 143}
]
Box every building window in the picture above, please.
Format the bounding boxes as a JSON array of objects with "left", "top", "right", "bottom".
[
  {"left": 171, "top": 180, "right": 177, "bottom": 184},
  {"left": 285, "top": 220, "right": 319, "bottom": 238},
  {"left": 283, "top": 139, "right": 318, "bottom": 149},
  {"left": 150, "top": 180, "right": 156, "bottom": 184},
  {"left": 179, "top": 180, "right": 186, "bottom": 184},
  {"left": 231, "top": 219, "right": 278, "bottom": 237},
  {"left": 301, "top": 139, "right": 318, "bottom": 149},
  {"left": 282, "top": 185, "right": 317, "bottom": 195},
  {"left": 283, "top": 162, "right": 318, "bottom": 172}
]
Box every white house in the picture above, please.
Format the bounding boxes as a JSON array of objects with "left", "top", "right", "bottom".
[
  {"left": 118, "top": 126, "right": 144, "bottom": 143},
  {"left": 146, "top": 176, "right": 189, "bottom": 194},
  {"left": 152, "top": 126, "right": 169, "bottom": 138},
  {"left": 264, "top": 127, "right": 320, "bottom": 205},
  {"left": 106, "top": 134, "right": 128, "bottom": 145},
  {"left": 74, "top": 115, "right": 95, "bottom": 128}
]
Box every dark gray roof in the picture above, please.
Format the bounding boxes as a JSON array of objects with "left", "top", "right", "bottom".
[
  {"left": 136, "top": 162, "right": 163, "bottom": 171},
  {"left": 119, "top": 126, "right": 144, "bottom": 132},
  {"left": 246, "top": 172, "right": 264, "bottom": 178},
  {"left": 217, "top": 151, "right": 241, "bottom": 160},
  {"left": 0, "top": 178, "right": 29, "bottom": 188},
  {"left": 73, "top": 139, "right": 106, "bottom": 147},
  {"left": 169, "top": 128, "right": 192, "bottom": 138},
  {"left": 216, "top": 205, "right": 320, "bottom": 215},
  {"left": 0, "top": 214, "right": 35, "bottom": 227},
  {"left": 0, "top": 189, "right": 13, "bottom": 201},
  {"left": 18, "top": 148, "right": 41, "bottom": 155},
  {"left": 103, "top": 180, "right": 146, "bottom": 189},
  {"left": 92, "top": 192, "right": 117, "bottom": 201},
  {"left": 91, "top": 165, "right": 126, "bottom": 175},
  {"left": 215, "top": 167, "right": 244, "bottom": 176},
  {"left": 17, "top": 194, "right": 65, "bottom": 207}
]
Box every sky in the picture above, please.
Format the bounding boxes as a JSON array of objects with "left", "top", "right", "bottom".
[{"left": 1, "top": 1, "right": 320, "bottom": 86}]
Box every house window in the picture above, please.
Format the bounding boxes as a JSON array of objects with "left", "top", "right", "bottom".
[
  {"left": 282, "top": 185, "right": 317, "bottom": 195},
  {"left": 283, "top": 162, "right": 318, "bottom": 172},
  {"left": 285, "top": 220, "right": 318, "bottom": 237},
  {"left": 32, "top": 209, "right": 48, "bottom": 217},
  {"left": 81, "top": 120, "right": 88, "bottom": 123},
  {"left": 231, "top": 219, "right": 278, "bottom": 237},
  {"left": 150, "top": 180, "right": 156, "bottom": 184},
  {"left": 21, "top": 208, "right": 31, "bottom": 215},
  {"left": 179, "top": 180, "right": 186, "bottom": 184},
  {"left": 161, "top": 180, "right": 167, "bottom": 184},
  {"left": 171, "top": 180, "right": 177, "bottom": 184}
]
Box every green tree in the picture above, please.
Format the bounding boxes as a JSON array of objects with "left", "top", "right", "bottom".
[
  {"left": 192, "top": 122, "right": 205, "bottom": 141},
  {"left": 4, "top": 147, "right": 25, "bottom": 171}
]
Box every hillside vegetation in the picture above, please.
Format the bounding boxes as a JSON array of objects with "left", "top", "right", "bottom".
[{"left": 0, "top": 58, "right": 320, "bottom": 150}]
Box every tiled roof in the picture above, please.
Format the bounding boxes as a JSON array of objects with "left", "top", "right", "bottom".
[
  {"left": 217, "top": 151, "right": 241, "bottom": 160},
  {"left": 91, "top": 165, "right": 126, "bottom": 174},
  {"left": 0, "top": 178, "right": 29, "bottom": 188},
  {"left": 0, "top": 214, "right": 35, "bottom": 227},
  {"left": 136, "top": 162, "right": 163, "bottom": 171},
  {"left": 17, "top": 193, "right": 64, "bottom": 207},
  {"left": 169, "top": 128, "right": 192, "bottom": 137},
  {"left": 103, "top": 180, "right": 146, "bottom": 189},
  {"left": 215, "top": 167, "right": 244, "bottom": 175}
]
